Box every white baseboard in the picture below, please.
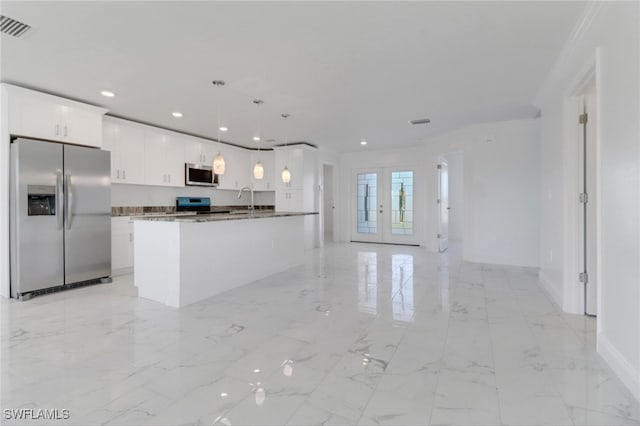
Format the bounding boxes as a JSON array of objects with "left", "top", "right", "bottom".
[
  {"left": 538, "top": 270, "right": 562, "bottom": 307},
  {"left": 598, "top": 333, "right": 640, "bottom": 403}
]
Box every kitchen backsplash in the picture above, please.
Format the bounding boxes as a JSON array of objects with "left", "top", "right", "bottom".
[{"left": 111, "top": 183, "right": 275, "bottom": 208}]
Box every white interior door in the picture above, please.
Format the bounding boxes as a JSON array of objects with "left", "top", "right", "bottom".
[
  {"left": 352, "top": 168, "right": 419, "bottom": 245},
  {"left": 438, "top": 160, "right": 449, "bottom": 252}
]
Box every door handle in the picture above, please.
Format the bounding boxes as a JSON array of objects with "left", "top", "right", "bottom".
[
  {"left": 64, "top": 174, "right": 72, "bottom": 229},
  {"left": 122, "top": 170, "right": 126, "bottom": 180},
  {"left": 63, "top": 125, "right": 68, "bottom": 137},
  {"left": 55, "top": 124, "right": 60, "bottom": 136},
  {"left": 56, "top": 171, "right": 63, "bottom": 230}
]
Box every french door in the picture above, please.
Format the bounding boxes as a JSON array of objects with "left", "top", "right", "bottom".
[{"left": 351, "top": 167, "right": 419, "bottom": 245}]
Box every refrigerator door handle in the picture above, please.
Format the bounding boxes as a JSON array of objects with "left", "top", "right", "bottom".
[
  {"left": 56, "top": 171, "right": 64, "bottom": 230},
  {"left": 65, "top": 174, "right": 72, "bottom": 229}
]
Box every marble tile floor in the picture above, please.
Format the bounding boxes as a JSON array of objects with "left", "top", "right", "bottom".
[{"left": 1, "top": 242, "right": 639, "bottom": 425}]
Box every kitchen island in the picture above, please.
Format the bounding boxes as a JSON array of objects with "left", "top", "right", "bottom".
[{"left": 132, "top": 211, "right": 317, "bottom": 307}]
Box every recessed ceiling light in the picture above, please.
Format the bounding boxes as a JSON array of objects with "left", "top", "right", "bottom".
[
  {"left": 253, "top": 136, "right": 260, "bottom": 141},
  {"left": 360, "top": 140, "right": 367, "bottom": 146},
  {"left": 219, "top": 126, "right": 228, "bottom": 132},
  {"left": 100, "top": 90, "right": 115, "bottom": 98},
  {"left": 172, "top": 112, "right": 183, "bottom": 118}
]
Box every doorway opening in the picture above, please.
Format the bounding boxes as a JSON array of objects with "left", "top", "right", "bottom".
[
  {"left": 435, "top": 151, "right": 464, "bottom": 252},
  {"left": 322, "top": 164, "right": 335, "bottom": 243},
  {"left": 437, "top": 158, "right": 449, "bottom": 252}
]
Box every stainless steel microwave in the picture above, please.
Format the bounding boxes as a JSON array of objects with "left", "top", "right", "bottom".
[{"left": 185, "top": 163, "right": 218, "bottom": 187}]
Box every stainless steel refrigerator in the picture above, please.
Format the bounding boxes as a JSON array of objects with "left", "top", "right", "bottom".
[{"left": 10, "top": 138, "right": 111, "bottom": 299}]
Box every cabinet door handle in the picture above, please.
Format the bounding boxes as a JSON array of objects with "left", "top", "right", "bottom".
[
  {"left": 116, "top": 170, "right": 120, "bottom": 179},
  {"left": 168, "top": 174, "right": 171, "bottom": 183},
  {"left": 63, "top": 125, "right": 68, "bottom": 137},
  {"left": 123, "top": 170, "right": 126, "bottom": 180},
  {"left": 55, "top": 124, "right": 59, "bottom": 136}
]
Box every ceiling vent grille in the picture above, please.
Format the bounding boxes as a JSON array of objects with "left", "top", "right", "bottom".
[
  {"left": 409, "top": 118, "right": 431, "bottom": 125},
  {"left": 0, "top": 15, "right": 32, "bottom": 38}
]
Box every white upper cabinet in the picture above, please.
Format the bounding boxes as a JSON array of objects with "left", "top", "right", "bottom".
[
  {"left": 251, "top": 150, "right": 275, "bottom": 191},
  {"left": 144, "top": 129, "right": 185, "bottom": 187},
  {"left": 217, "top": 144, "right": 251, "bottom": 190},
  {"left": 5, "top": 84, "right": 107, "bottom": 147},
  {"left": 184, "top": 138, "right": 218, "bottom": 166},
  {"left": 274, "top": 146, "right": 307, "bottom": 190},
  {"left": 103, "top": 117, "right": 145, "bottom": 185},
  {"left": 274, "top": 145, "right": 317, "bottom": 212}
]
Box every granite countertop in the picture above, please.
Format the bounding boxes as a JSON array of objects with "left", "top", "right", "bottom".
[
  {"left": 132, "top": 211, "right": 318, "bottom": 223},
  {"left": 112, "top": 205, "right": 274, "bottom": 217}
]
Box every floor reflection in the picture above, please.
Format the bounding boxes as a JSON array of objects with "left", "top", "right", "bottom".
[
  {"left": 358, "top": 251, "right": 378, "bottom": 315},
  {"left": 392, "top": 254, "right": 414, "bottom": 322}
]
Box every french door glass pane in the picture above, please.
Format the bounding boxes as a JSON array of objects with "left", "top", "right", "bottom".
[
  {"left": 357, "top": 173, "right": 377, "bottom": 234},
  {"left": 391, "top": 171, "right": 414, "bottom": 235}
]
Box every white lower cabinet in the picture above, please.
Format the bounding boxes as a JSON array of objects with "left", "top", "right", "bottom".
[
  {"left": 112, "top": 217, "right": 134, "bottom": 274},
  {"left": 276, "top": 189, "right": 303, "bottom": 211}
]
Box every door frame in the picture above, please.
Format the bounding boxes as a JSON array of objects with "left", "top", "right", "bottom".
[{"left": 564, "top": 56, "right": 601, "bottom": 319}]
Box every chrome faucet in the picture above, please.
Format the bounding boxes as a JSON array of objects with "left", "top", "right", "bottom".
[{"left": 237, "top": 186, "right": 254, "bottom": 214}]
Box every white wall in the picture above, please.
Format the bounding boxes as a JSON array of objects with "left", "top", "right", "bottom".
[
  {"left": 425, "top": 119, "right": 541, "bottom": 268},
  {"left": 111, "top": 184, "right": 275, "bottom": 207},
  {"left": 534, "top": 2, "right": 640, "bottom": 400},
  {"left": 445, "top": 151, "right": 464, "bottom": 242}
]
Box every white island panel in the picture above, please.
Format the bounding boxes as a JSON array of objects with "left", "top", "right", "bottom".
[{"left": 134, "top": 215, "right": 306, "bottom": 307}]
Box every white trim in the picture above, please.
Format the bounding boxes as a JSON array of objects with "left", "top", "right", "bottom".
[
  {"left": 534, "top": 1, "right": 606, "bottom": 105},
  {"left": 538, "top": 270, "right": 562, "bottom": 308},
  {"left": 597, "top": 333, "right": 640, "bottom": 403}
]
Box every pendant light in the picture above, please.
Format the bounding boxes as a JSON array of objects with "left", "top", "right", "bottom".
[
  {"left": 212, "top": 80, "right": 226, "bottom": 175},
  {"left": 281, "top": 113, "right": 291, "bottom": 183},
  {"left": 253, "top": 99, "right": 264, "bottom": 180}
]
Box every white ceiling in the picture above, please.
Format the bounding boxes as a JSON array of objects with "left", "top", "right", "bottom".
[{"left": 0, "top": 1, "right": 585, "bottom": 152}]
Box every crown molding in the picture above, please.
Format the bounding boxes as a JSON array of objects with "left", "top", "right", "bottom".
[{"left": 533, "top": 1, "right": 606, "bottom": 106}]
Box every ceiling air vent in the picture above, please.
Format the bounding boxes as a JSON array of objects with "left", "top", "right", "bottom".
[
  {"left": 0, "top": 15, "right": 32, "bottom": 38},
  {"left": 409, "top": 118, "right": 431, "bottom": 125}
]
